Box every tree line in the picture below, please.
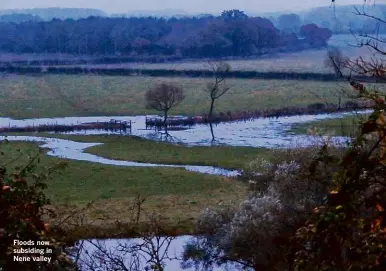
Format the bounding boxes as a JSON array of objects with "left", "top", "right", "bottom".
[
  {"left": 0, "top": 66, "right": 346, "bottom": 81},
  {"left": 0, "top": 10, "right": 332, "bottom": 59}
]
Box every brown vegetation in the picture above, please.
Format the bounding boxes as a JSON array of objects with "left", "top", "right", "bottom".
[
  {"left": 183, "top": 4, "right": 386, "bottom": 271},
  {"left": 0, "top": 146, "right": 73, "bottom": 270},
  {"left": 0, "top": 120, "right": 131, "bottom": 133}
]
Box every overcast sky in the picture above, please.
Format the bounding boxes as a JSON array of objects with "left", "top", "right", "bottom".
[{"left": 0, "top": 0, "right": 367, "bottom": 14}]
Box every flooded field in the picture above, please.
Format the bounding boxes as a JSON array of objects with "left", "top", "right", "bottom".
[
  {"left": 0, "top": 111, "right": 368, "bottom": 177},
  {"left": 0, "top": 110, "right": 368, "bottom": 148},
  {"left": 0, "top": 110, "right": 369, "bottom": 270}
]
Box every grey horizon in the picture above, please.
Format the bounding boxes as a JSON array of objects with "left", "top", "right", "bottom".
[{"left": 0, "top": 0, "right": 365, "bottom": 15}]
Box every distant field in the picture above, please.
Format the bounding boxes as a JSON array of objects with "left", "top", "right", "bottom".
[
  {"left": 0, "top": 34, "right": 373, "bottom": 75},
  {"left": 0, "top": 74, "right": 366, "bottom": 119},
  {"left": 39, "top": 34, "right": 372, "bottom": 74},
  {"left": 69, "top": 50, "right": 365, "bottom": 74},
  {"left": 55, "top": 50, "right": 335, "bottom": 73}
]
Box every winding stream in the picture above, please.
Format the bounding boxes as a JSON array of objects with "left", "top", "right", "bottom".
[
  {"left": 0, "top": 136, "right": 239, "bottom": 176},
  {"left": 0, "top": 110, "right": 369, "bottom": 177},
  {"left": 1, "top": 111, "right": 369, "bottom": 270}
]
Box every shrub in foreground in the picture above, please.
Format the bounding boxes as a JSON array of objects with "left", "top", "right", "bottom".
[
  {"left": 0, "top": 143, "right": 73, "bottom": 270},
  {"left": 183, "top": 145, "right": 344, "bottom": 270}
]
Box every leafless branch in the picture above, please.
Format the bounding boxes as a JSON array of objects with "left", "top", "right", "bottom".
[{"left": 353, "top": 6, "right": 386, "bottom": 27}]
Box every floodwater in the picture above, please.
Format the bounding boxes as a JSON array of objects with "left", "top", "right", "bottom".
[
  {"left": 0, "top": 110, "right": 370, "bottom": 270},
  {"left": 0, "top": 136, "right": 239, "bottom": 177},
  {"left": 0, "top": 110, "right": 368, "bottom": 148},
  {"left": 71, "top": 236, "right": 244, "bottom": 271},
  {"left": 0, "top": 111, "right": 369, "bottom": 176}
]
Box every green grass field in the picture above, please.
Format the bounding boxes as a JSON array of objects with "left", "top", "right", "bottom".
[
  {"left": 50, "top": 35, "right": 370, "bottom": 73},
  {"left": 0, "top": 74, "right": 358, "bottom": 119},
  {"left": 1, "top": 140, "right": 249, "bottom": 238},
  {"left": 289, "top": 114, "right": 369, "bottom": 136},
  {"left": 22, "top": 133, "right": 273, "bottom": 170},
  {"left": 71, "top": 50, "right": 335, "bottom": 73},
  {"left": 2, "top": 141, "right": 244, "bottom": 202},
  {"left": 47, "top": 35, "right": 371, "bottom": 73}
]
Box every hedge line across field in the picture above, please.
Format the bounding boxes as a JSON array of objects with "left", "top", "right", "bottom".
[{"left": 0, "top": 66, "right": 377, "bottom": 82}]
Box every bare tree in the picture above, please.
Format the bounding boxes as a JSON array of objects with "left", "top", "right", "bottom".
[
  {"left": 205, "top": 61, "right": 232, "bottom": 142},
  {"left": 145, "top": 82, "right": 185, "bottom": 135},
  {"left": 316, "top": 47, "right": 352, "bottom": 109},
  {"left": 325, "top": 47, "right": 349, "bottom": 78},
  {"left": 75, "top": 218, "right": 178, "bottom": 271},
  {"left": 70, "top": 196, "right": 179, "bottom": 271}
]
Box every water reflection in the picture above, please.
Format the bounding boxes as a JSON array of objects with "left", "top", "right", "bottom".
[
  {"left": 0, "top": 111, "right": 370, "bottom": 177},
  {"left": 0, "top": 110, "right": 370, "bottom": 148},
  {"left": 70, "top": 236, "right": 242, "bottom": 271},
  {"left": 0, "top": 111, "right": 370, "bottom": 270}
]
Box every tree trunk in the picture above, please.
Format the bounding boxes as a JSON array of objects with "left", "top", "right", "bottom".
[
  {"left": 208, "top": 98, "right": 215, "bottom": 122},
  {"left": 163, "top": 109, "right": 168, "bottom": 135},
  {"left": 208, "top": 98, "right": 216, "bottom": 141},
  {"left": 210, "top": 123, "right": 215, "bottom": 142}
]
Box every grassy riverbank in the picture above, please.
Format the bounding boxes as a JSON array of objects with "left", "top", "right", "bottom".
[
  {"left": 18, "top": 133, "right": 273, "bottom": 170},
  {"left": 0, "top": 74, "right": 356, "bottom": 119},
  {"left": 2, "top": 141, "right": 249, "bottom": 239}
]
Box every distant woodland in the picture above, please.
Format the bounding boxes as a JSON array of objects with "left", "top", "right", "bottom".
[
  {"left": 0, "top": 10, "right": 333, "bottom": 58},
  {"left": 1, "top": 5, "right": 384, "bottom": 33},
  {"left": 0, "top": 5, "right": 382, "bottom": 59}
]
